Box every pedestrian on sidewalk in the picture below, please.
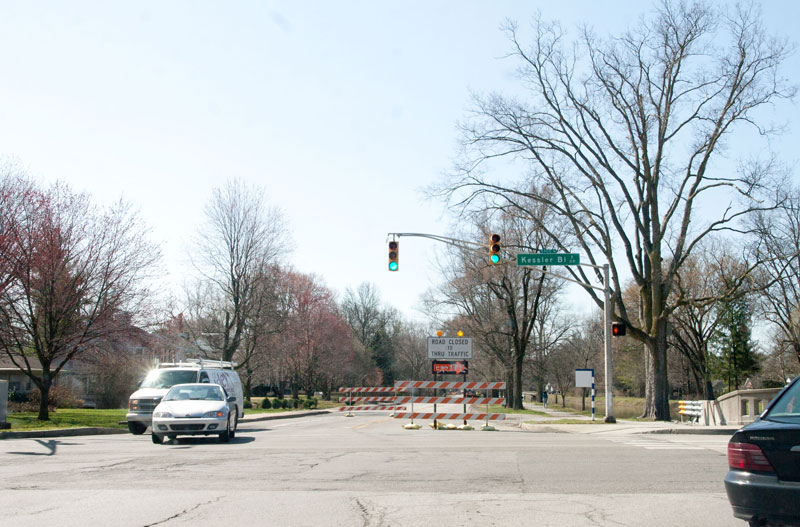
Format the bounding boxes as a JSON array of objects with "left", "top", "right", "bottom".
[{"left": 542, "top": 391, "right": 548, "bottom": 408}]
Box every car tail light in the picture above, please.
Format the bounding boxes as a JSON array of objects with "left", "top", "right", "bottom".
[{"left": 728, "top": 442, "right": 775, "bottom": 473}]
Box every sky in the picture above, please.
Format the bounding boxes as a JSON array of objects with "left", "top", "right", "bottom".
[{"left": 1, "top": 1, "right": 798, "bottom": 325}]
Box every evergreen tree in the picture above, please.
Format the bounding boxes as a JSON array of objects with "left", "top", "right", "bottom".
[{"left": 714, "top": 295, "right": 759, "bottom": 392}]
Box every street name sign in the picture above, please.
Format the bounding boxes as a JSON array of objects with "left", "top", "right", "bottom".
[
  {"left": 517, "top": 253, "right": 580, "bottom": 266},
  {"left": 427, "top": 337, "right": 473, "bottom": 359}
]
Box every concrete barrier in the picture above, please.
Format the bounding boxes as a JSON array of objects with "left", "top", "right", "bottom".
[{"left": 715, "top": 388, "right": 782, "bottom": 426}]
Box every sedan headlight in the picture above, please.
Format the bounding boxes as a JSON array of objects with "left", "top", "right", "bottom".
[
  {"left": 153, "top": 411, "right": 172, "bottom": 418},
  {"left": 204, "top": 410, "right": 227, "bottom": 418}
]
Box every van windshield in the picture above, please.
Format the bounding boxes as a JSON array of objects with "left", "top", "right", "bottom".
[{"left": 140, "top": 370, "right": 197, "bottom": 389}]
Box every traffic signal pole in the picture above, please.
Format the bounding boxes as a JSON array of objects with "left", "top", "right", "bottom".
[
  {"left": 603, "top": 264, "right": 615, "bottom": 423},
  {"left": 386, "top": 232, "right": 616, "bottom": 423}
]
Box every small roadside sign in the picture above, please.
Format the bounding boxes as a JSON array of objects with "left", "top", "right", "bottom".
[
  {"left": 431, "top": 360, "right": 469, "bottom": 375},
  {"left": 517, "top": 253, "right": 580, "bottom": 266},
  {"left": 427, "top": 337, "right": 473, "bottom": 359},
  {"left": 575, "top": 368, "right": 594, "bottom": 388}
]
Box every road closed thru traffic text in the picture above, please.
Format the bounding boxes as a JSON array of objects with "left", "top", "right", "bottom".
[{"left": 427, "top": 337, "right": 473, "bottom": 359}]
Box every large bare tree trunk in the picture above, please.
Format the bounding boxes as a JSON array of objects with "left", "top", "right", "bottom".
[
  {"left": 37, "top": 379, "right": 52, "bottom": 421},
  {"left": 642, "top": 330, "right": 671, "bottom": 420},
  {"left": 511, "top": 351, "right": 524, "bottom": 410}
]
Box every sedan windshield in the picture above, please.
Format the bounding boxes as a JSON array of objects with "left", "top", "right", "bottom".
[
  {"left": 164, "top": 385, "right": 225, "bottom": 402},
  {"left": 140, "top": 370, "right": 198, "bottom": 389},
  {"left": 764, "top": 380, "right": 800, "bottom": 422}
]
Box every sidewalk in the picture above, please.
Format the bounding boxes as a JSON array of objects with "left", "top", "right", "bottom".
[
  {"left": 500, "top": 402, "right": 740, "bottom": 436},
  {"left": 0, "top": 409, "right": 333, "bottom": 440}
]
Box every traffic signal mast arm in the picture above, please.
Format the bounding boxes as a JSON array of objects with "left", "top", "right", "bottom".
[{"left": 387, "top": 232, "right": 605, "bottom": 292}]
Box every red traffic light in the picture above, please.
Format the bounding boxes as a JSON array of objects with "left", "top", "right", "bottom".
[{"left": 611, "top": 322, "right": 626, "bottom": 337}]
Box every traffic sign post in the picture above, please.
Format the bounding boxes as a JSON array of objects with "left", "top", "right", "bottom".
[{"left": 575, "top": 369, "right": 595, "bottom": 421}]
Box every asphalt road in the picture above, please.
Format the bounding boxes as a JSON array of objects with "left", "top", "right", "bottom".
[{"left": 0, "top": 412, "right": 742, "bottom": 526}]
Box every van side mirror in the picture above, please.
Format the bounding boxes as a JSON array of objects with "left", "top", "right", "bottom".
[
  {"left": 137, "top": 380, "right": 142, "bottom": 388},
  {"left": 227, "top": 396, "right": 236, "bottom": 403}
]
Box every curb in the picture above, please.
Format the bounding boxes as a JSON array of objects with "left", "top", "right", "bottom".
[
  {"left": 1, "top": 410, "right": 333, "bottom": 440},
  {"left": 643, "top": 427, "right": 738, "bottom": 435},
  {"left": 0, "top": 427, "right": 128, "bottom": 440},
  {"left": 240, "top": 410, "right": 331, "bottom": 422},
  {"left": 517, "top": 419, "right": 739, "bottom": 435}
]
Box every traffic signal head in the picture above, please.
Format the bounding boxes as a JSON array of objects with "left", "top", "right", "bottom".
[
  {"left": 611, "top": 322, "right": 626, "bottom": 337},
  {"left": 388, "top": 241, "right": 399, "bottom": 271},
  {"left": 490, "top": 234, "right": 501, "bottom": 264}
]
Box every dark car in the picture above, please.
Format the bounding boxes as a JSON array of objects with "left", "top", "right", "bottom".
[{"left": 725, "top": 376, "right": 800, "bottom": 526}]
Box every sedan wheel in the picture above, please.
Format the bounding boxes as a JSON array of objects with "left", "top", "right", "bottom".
[
  {"left": 151, "top": 433, "right": 164, "bottom": 444},
  {"left": 229, "top": 409, "right": 238, "bottom": 440},
  {"left": 219, "top": 414, "right": 232, "bottom": 443}
]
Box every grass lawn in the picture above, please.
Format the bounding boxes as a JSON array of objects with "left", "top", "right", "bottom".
[
  {"left": 541, "top": 395, "right": 681, "bottom": 419},
  {"left": 485, "top": 404, "right": 549, "bottom": 416},
  {"left": 6, "top": 409, "right": 127, "bottom": 431},
  {"left": 5, "top": 397, "right": 340, "bottom": 431},
  {"left": 525, "top": 418, "right": 606, "bottom": 425}
]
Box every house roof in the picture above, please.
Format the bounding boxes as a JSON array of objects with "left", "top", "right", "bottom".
[{"left": 0, "top": 354, "right": 43, "bottom": 372}]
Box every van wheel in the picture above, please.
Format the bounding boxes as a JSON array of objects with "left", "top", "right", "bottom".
[
  {"left": 128, "top": 422, "right": 147, "bottom": 435},
  {"left": 219, "top": 415, "right": 232, "bottom": 443},
  {"left": 151, "top": 433, "right": 164, "bottom": 444}
]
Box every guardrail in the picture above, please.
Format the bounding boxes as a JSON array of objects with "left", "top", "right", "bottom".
[{"left": 678, "top": 400, "right": 702, "bottom": 423}]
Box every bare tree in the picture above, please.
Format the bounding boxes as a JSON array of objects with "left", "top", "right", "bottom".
[
  {"left": 752, "top": 188, "right": 800, "bottom": 366},
  {"left": 0, "top": 173, "right": 160, "bottom": 419},
  {"left": 439, "top": 2, "right": 793, "bottom": 419},
  {"left": 187, "top": 178, "right": 287, "bottom": 362},
  {"left": 393, "top": 322, "right": 432, "bottom": 381},
  {"left": 341, "top": 282, "right": 400, "bottom": 385},
  {"left": 426, "top": 210, "right": 566, "bottom": 409},
  {"left": 669, "top": 243, "right": 757, "bottom": 399}
]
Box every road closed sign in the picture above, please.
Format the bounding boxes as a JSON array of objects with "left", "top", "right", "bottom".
[{"left": 427, "top": 337, "right": 473, "bottom": 359}]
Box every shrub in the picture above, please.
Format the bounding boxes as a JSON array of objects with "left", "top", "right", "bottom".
[
  {"left": 303, "top": 397, "right": 318, "bottom": 409},
  {"left": 261, "top": 397, "right": 272, "bottom": 409},
  {"left": 243, "top": 400, "right": 252, "bottom": 409},
  {"left": 291, "top": 398, "right": 299, "bottom": 409},
  {"left": 8, "top": 390, "right": 28, "bottom": 404},
  {"left": 18, "top": 385, "right": 84, "bottom": 412}
]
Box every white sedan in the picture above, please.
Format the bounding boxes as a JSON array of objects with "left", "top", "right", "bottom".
[{"left": 150, "top": 383, "right": 238, "bottom": 444}]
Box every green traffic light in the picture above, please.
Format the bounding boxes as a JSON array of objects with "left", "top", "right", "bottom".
[
  {"left": 389, "top": 261, "right": 398, "bottom": 271},
  {"left": 491, "top": 254, "right": 500, "bottom": 264}
]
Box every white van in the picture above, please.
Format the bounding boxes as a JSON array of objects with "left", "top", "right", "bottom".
[{"left": 126, "top": 359, "right": 244, "bottom": 435}]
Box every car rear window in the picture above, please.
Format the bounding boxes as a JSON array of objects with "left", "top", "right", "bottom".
[{"left": 765, "top": 380, "right": 800, "bottom": 421}]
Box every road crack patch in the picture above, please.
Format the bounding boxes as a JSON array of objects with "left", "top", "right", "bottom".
[{"left": 141, "top": 496, "right": 223, "bottom": 527}]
